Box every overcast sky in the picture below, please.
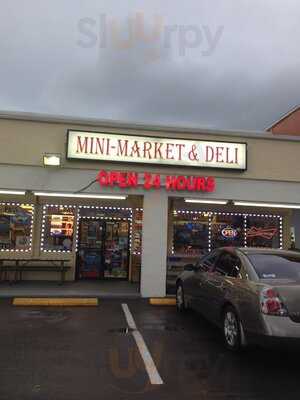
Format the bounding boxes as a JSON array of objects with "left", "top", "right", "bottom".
[{"left": 0, "top": 0, "right": 299, "bottom": 131}]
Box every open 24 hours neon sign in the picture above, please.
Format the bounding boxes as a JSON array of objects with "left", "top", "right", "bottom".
[{"left": 97, "top": 170, "right": 215, "bottom": 192}]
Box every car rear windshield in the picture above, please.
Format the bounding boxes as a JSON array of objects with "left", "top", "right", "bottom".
[{"left": 248, "top": 254, "right": 300, "bottom": 279}]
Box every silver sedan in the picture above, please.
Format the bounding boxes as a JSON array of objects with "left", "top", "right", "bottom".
[{"left": 176, "top": 247, "right": 300, "bottom": 351}]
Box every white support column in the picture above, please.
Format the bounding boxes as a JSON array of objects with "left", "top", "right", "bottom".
[
  {"left": 291, "top": 210, "right": 300, "bottom": 249},
  {"left": 140, "top": 191, "right": 169, "bottom": 297}
]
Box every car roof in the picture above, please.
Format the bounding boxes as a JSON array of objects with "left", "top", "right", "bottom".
[{"left": 219, "top": 247, "right": 300, "bottom": 257}]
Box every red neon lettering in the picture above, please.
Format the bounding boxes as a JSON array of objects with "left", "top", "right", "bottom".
[
  {"left": 97, "top": 170, "right": 216, "bottom": 193},
  {"left": 118, "top": 173, "right": 128, "bottom": 188},
  {"left": 196, "top": 177, "right": 206, "bottom": 191},
  {"left": 144, "top": 173, "right": 152, "bottom": 189},
  {"left": 206, "top": 177, "right": 215, "bottom": 192},
  {"left": 176, "top": 176, "right": 187, "bottom": 191},
  {"left": 109, "top": 171, "right": 119, "bottom": 186},
  {"left": 186, "top": 176, "right": 196, "bottom": 191},
  {"left": 165, "top": 175, "right": 177, "bottom": 191},
  {"left": 127, "top": 173, "right": 138, "bottom": 187},
  {"left": 97, "top": 170, "right": 109, "bottom": 186},
  {"left": 152, "top": 174, "right": 161, "bottom": 189}
]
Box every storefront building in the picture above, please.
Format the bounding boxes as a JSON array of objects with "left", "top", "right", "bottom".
[{"left": 1, "top": 112, "right": 300, "bottom": 297}]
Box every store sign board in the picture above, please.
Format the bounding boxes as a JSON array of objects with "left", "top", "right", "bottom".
[
  {"left": 96, "top": 170, "right": 216, "bottom": 192},
  {"left": 67, "top": 130, "right": 247, "bottom": 170}
]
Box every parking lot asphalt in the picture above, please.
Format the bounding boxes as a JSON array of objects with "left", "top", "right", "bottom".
[{"left": 1, "top": 298, "right": 300, "bottom": 400}]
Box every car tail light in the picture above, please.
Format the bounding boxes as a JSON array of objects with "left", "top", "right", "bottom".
[{"left": 260, "top": 288, "right": 288, "bottom": 316}]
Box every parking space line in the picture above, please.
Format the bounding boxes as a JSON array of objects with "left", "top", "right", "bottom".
[
  {"left": 121, "top": 303, "right": 137, "bottom": 330},
  {"left": 121, "top": 303, "right": 163, "bottom": 385}
]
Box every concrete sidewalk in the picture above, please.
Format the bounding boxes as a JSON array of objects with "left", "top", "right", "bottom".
[{"left": 0, "top": 280, "right": 140, "bottom": 298}]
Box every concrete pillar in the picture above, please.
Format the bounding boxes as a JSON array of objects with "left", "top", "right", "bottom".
[{"left": 140, "top": 191, "right": 169, "bottom": 297}]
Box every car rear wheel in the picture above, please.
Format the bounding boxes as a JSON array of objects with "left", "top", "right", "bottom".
[
  {"left": 176, "top": 283, "right": 186, "bottom": 312},
  {"left": 223, "top": 306, "right": 242, "bottom": 351}
]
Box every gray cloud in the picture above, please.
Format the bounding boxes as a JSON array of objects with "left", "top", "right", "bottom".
[{"left": 0, "top": 0, "right": 300, "bottom": 131}]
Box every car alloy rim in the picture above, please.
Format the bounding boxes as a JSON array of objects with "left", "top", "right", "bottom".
[
  {"left": 224, "top": 311, "right": 238, "bottom": 346},
  {"left": 176, "top": 286, "right": 183, "bottom": 308}
]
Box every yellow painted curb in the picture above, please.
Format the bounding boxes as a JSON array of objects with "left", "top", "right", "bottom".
[
  {"left": 12, "top": 298, "right": 98, "bottom": 306},
  {"left": 149, "top": 298, "right": 176, "bottom": 306}
]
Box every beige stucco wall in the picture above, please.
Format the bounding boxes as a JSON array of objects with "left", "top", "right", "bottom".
[
  {"left": 0, "top": 116, "right": 299, "bottom": 183},
  {"left": 0, "top": 114, "right": 298, "bottom": 295}
]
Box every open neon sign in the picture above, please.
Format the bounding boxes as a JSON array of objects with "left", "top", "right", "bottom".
[{"left": 97, "top": 170, "right": 215, "bottom": 192}]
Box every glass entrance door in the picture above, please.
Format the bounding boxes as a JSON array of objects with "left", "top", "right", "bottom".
[
  {"left": 104, "top": 221, "right": 130, "bottom": 279},
  {"left": 77, "top": 219, "right": 105, "bottom": 279},
  {"left": 77, "top": 219, "right": 130, "bottom": 280}
]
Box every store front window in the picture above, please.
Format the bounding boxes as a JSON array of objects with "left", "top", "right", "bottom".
[
  {"left": 76, "top": 206, "right": 133, "bottom": 280},
  {"left": 0, "top": 203, "right": 34, "bottom": 251},
  {"left": 173, "top": 211, "right": 209, "bottom": 256},
  {"left": 77, "top": 218, "right": 130, "bottom": 279},
  {"left": 211, "top": 213, "right": 244, "bottom": 249},
  {"left": 167, "top": 211, "right": 209, "bottom": 294},
  {"left": 246, "top": 215, "right": 282, "bottom": 248},
  {"left": 41, "top": 205, "right": 75, "bottom": 252},
  {"left": 167, "top": 209, "right": 283, "bottom": 295},
  {"left": 172, "top": 211, "right": 283, "bottom": 252}
]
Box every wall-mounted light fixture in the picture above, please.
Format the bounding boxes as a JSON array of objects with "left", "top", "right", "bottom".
[
  {"left": 234, "top": 201, "right": 300, "bottom": 209},
  {"left": 184, "top": 198, "right": 227, "bottom": 205},
  {"left": 0, "top": 189, "right": 26, "bottom": 195},
  {"left": 34, "top": 192, "right": 127, "bottom": 200},
  {"left": 43, "top": 154, "right": 61, "bottom": 167}
]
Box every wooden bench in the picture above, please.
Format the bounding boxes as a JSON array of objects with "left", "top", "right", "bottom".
[{"left": 0, "top": 259, "right": 71, "bottom": 285}]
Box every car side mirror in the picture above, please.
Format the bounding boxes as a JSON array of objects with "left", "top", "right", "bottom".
[{"left": 184, "top": 263, "right": 196, "bottom": 271}]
